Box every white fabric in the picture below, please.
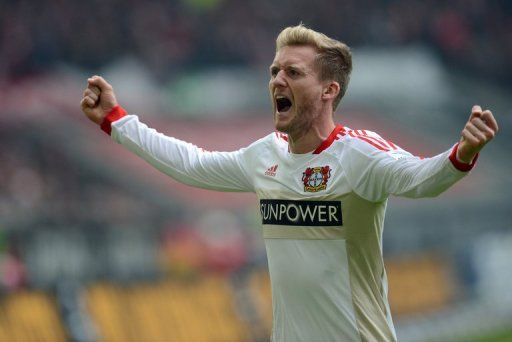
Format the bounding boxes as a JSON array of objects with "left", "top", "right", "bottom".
[{"left": 111, "top": 116, "right": 469, "bottom": 341}]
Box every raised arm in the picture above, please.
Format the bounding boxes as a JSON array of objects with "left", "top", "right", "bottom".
[
  {"left": 80, "top": 76, "right": 254, "bottom": 192},
  {"left": 344, "top": 106, "right": 498, "bottom": 202}
]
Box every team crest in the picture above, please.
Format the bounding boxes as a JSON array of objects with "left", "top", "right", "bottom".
[{"left": 302, "top": 166, "right": 331, "bottom": 192}]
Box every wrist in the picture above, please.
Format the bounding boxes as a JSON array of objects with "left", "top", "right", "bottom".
[
  {"left": 449, "top": 143, "right": 478, "bottom": 172},
  {"left": 101, "top": 105, "right": 127, "bottom": 135},
  {"left": 456, "top": 149, "right": 474, "bottom": 164}
]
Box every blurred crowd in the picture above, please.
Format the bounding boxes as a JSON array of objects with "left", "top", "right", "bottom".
[
  {"left": 0, "top": 122, "right": 159, "bottom": 230},
  {"left": 0, "top": 2, "right": 510, "bottom": 339},
  {"left": 1, "top": 0, "right": 511, "bottom": 85},
  {"left": 1, "top": 0, "right": 511, "bottom": 291},
  {"left": 0, "top": 119, "right": 259, "bottom": 291},
  {"left": 0, "top": 119, "right": 162, "bottom": 288}
]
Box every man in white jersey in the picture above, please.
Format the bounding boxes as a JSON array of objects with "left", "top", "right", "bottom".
[{"left": 80, "top": 25, "right": 498, "bottom": 341}]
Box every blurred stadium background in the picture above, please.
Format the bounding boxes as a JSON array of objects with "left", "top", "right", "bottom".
[{"left": 1, "top": 0, "right": 511, "bottom": 341}]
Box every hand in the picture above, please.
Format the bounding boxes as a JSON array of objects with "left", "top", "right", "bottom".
[
  {"left": 80, "top": 75, "right": 118, "bottom": 125},
  {"left": 457, "top": 105, "right": 499, "bottom": 163}
]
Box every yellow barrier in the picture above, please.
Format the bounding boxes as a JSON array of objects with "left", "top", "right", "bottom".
[
  {"left": 0, "top": 291, "right": 67, "bottom": 342},
  {"left": 86, "top": 276, "right": 250, "bottom": 341}
]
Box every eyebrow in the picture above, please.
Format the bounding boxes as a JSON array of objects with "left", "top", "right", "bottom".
[{"left": 269, "top": 63, "right": 307, "bottom": 72}]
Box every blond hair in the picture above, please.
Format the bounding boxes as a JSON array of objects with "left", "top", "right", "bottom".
[{"left": 276, "top": 24, "right": 352, "bottom": 110}]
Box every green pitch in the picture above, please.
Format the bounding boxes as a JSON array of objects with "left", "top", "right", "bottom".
[{"left": 461, "top": 329, "right": 512, "bottom": 342}]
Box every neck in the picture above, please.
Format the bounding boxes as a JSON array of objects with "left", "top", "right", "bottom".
[{"left": 288, "top": 116, "right": 336, "bottom": 154}]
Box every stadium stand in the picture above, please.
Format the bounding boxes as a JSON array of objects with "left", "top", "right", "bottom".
[
  {"left": 1, "top": 1, "right": 511, "bottom": 341},
  {"left": 86, "top": 276, "right": 249, "bottom": 341},
  {"left": 249, "top": 269, "right": 273, "bottom": 333},
  {"left": 0, "top": 291, "right": 67, "bottom": 342},
  {"left": 386, "top": 254, "right": 456, "bottom": 316}
]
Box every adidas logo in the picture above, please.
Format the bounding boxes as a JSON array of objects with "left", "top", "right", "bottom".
[{"left": 265, "top": 164, "right": 278, "bottom": 177}]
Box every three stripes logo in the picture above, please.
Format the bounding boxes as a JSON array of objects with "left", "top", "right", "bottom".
[
  {"left": 345, "top": 129, "right": 414, "bottom": 159},
  {"left": 265, "top": 164, "right": 278, "bottom": 177},
  {"left": 346, "top": 129, "right": 397, "bottom": 152}
]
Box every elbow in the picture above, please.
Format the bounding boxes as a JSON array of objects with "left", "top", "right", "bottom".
[{"left": 402, "top": 187, "right": 448, "bottom": 199}]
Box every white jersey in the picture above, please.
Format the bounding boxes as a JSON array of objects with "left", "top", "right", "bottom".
[{"left": 108, "top": 112, "right": 472, "bottom": 342}]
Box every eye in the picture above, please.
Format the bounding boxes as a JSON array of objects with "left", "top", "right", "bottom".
[
  {"left": 287, "top": 68, "right": 300, "bottom": 77},
  {"left": 270, "top": 67, "right": 279, "bottom": 77}
]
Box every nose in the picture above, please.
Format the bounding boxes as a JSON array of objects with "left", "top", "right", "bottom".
[{"left": 270, "top": 70, "right": 287, "bottom": 88}]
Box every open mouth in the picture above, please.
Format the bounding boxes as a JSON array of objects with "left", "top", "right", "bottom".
[{"left": 275, "top": 95, "right": 292, "bottom": 112}]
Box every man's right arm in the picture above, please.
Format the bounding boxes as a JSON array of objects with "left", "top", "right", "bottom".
[{"left": 80, "top": 76, "right": 254, "bottom": 193}]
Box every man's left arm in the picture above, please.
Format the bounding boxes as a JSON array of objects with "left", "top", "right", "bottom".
[{"left": 345, "top": 105, "right": 498, "bottom": 202}]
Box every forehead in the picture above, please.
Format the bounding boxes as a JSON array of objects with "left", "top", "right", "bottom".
[{"left": 271, "top": 45, "right": 318, "bottom": 68}]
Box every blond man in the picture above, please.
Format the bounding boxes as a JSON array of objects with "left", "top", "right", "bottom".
[{"left": 81, "top": 24, "right": 498, "bottom": 341}]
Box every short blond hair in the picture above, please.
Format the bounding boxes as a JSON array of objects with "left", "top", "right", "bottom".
[{"left": 276, "top": 24, "right": 352, "bottom": 110}]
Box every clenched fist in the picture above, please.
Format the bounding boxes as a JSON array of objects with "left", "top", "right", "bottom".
[
  {"left": 80, "top": 75, "right": 118, "bottom": 125},
  {"left": 457, "top": 105, "right": 498, "bottom": 163}
]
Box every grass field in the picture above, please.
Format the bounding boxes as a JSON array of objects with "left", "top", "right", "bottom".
[{"left": 462, "top": 329, "right": 512, "bottom": 342}]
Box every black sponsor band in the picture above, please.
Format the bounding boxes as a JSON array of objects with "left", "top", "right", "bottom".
[{"left": 260, "top": 199, "right": 342, "bottom": 226}]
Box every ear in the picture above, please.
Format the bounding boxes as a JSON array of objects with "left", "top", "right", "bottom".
[{"left": 321, "top": 81, "right": 340, "bottom": 101}]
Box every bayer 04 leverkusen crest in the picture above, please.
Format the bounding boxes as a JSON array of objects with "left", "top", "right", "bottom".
[{"left": 302, "top": 166, "right": 331, "bottom": 192}]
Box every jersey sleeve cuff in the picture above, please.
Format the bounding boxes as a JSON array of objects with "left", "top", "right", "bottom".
[
  {"left": 449, "top": 143, "right": 478, "bottom": 172},
  {"left": 101, "top": 105, "right": 127, "bottom": 135}
]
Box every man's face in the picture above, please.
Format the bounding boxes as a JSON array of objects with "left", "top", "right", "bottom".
[{"left": 269, "top": 45, "right": 324, "bottom": 135}]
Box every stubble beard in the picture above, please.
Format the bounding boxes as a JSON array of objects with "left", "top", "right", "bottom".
[{"left": 276, "top": 99, "right": 319, "bottom": 141}]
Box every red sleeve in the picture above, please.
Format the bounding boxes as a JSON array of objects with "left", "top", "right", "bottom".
[
  {"left": 449, "top": 142, "right": 478, "bottom": 172},
  {"left": 101, "top": 105, "right": 127, "bottom": 135}
]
